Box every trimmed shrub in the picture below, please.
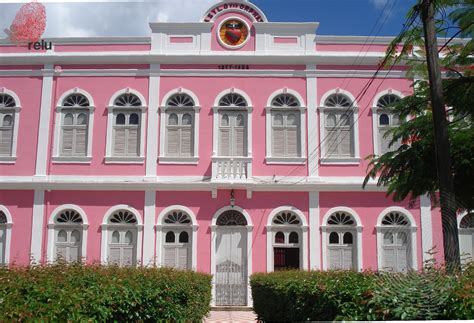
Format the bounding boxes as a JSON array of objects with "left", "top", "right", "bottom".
[
  {"left": 251, "top": 266, "right": 474, "bottom": 321},
  {"left": 0, "top": 263, "right": 212, "bottom": 322}
]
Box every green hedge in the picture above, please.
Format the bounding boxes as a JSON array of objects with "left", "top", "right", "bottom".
[
  {"left": 0, "top": 263, "right": 212, "bottom": 322},
  {"left": 251, "top": 265, "right": 474, "bottom": 321}
]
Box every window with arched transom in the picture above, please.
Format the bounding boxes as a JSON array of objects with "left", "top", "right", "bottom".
[
  {"left": 270, "top": 211, "right": 302, "bottom": 271},
  {"left": 459, "top": 213, "right": 474, "bottom": 265},
  {"left": 218, "top": 93, "right": 248, "bottom": 157},
  {"left": 60, "top": 94, "right": 90, "bottom": 157},
  {"left": 161, "top": 210, "right": 193, "bottom": 270},
  {"left": 320, "top": 93, "right": 358, "bottom": 161},
  {"left": 53, "top": 209, "right": 84, "bottom": 263},
  {"left": 0, "top": 210, "right": 9, "bottom": 265},
  {"left": 325, "top": 211, "right": 358, "bottom": 270},
  {"left": 165, "top": 94, "right": 196, "bottom": 158},
  {"left": 106, "top": 210, "right": 138, "bottom": 267},
  {"left": 111, "top": 93, "right": 143, "bottom": 157},
  {"left": 374, "top": 93, "right": 402, "bottom": 155},
  {"left": 0, "top": 93, "right": 20, "bottom": 159}
]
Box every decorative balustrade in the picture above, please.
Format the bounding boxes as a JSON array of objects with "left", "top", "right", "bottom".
[{"left": 212, "top": 157, "right": 252, "bottom": 181}]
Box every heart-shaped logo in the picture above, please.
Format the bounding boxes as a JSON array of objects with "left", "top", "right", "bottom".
[{"left": 225, "top": 29, "right": 242, "bottom": 43}]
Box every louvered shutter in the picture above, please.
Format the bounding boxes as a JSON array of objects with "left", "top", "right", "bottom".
[
  {"left": 61, "top": 128, "right": 74, "bottom": 155},
  {"left": 108, "top": 247, "right": 121, "bottom": 265},
  {"left": 219, "top": 129, "right": 230, "bottom": 156},
  {"left": 127, "top": 127, "right": 139, "bottom": 156},
  {"left": 326, "top": 129, "right": 338, "bottom": 156},
  {"left": 178, "top": 246, "right": 189, "bottom": 269},
  {"left": 114, "top": 128, "right": 126, "bottom": 156},
  {"left": 396, "top": 247, "right": 408, "bottom": 272},
  {"left": 56, "top": 245, "right": 67, "bottom": 261},
  {"left": 122, "top": 247, "right": 134, "bottom": 266},
  {"left": 75, "top": 128, "right": 87, "bottom": 155},
  {"left": 342, "top": 247, "right": 353, "bottom": 270},
  {"left": 0, "top": 128, "right": 12, "bottom": 156},
  {"left": 272, "top": 128, "right": 285, "bottom": 156},
  {"left": 286, "top": 127, "right": 298, "bottom": 157},
  {"left": 167, "top": 128, "right": 179, "bottom": 155},
  {"left": 164, "top": 247, "right": 177, "bottom": 268},
  {"left": 379, "top": 128, "right": 391, "bottom": 154},
  {"left": 234, "top": 127, "right": 245, "bottom": 156},
  {"left": 180, "top": 127, "right": 192, "bottom": 156},
  {"left": 339, "top": 128, "right": 352, "bottom": 156},
  {"left": 329, "top": 248, "right": 341, "bottom": 269},
  {"left": 383, "top": 247, "right": 396, "bottom": 271},
  {"left": 0, "top": 227, "right": 4, "bottom": 264},
  {"left": 459, "top": 232, "right": 474, "bottom": 264},
  {"left": 69, "top": 245, "right": 80, "bottom": 262}
]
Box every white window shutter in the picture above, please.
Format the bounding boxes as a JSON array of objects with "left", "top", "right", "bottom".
[
  {"left": 75, "top": 128, "right": 87, "bottom": 155},
  {"left": 180, "top": 127, "right": 192, "bottom": 156},
  {"left": 342, "top": 248, "right": 353, "bottom": 270},
  {"left": 0, "top": 128, "right": 12, "bottom": 156},
  {"left": 272, "top": 128, "right": 285, "bottom": 156},
  {"left": 383, "top": 247, "right": 396, "bottom": 271},
  {"left": 329, "top": 248, "right": 341, "bottom": 269},
  {"left": 326, "top": 129, "right": 338, "bottom": 156},
  {"left": 163, "top": 247, "right": 177, "bottom": 268},
  {"left": 286, "top": 128, "right": 298, "bottom": 157},
  {"left": 219, "top": 129, "right": 230, "bottom": 156},
  {"left": 167, "top": 128, "right": 179, "bottom": 155},
  {"left": 114, "top": 128, "right": 126, "bottom": 156},
  {"left": 339, "top": 128, "right": 352, "bottom": 156},
  {"left": 108, "top": 247, "right": 121, "bottom": 265},
  {"left": 69, "top": 246, "right": 80, "bottom": 262},
  {"left": 0, "top": 227, "right": 4, "bottom": 264},
  {"left": 178, "top": 246, "right": 189, "bottom": 269},
  {"left": 61, "top": 128, "right": 74, "bottom": 155},
  {"left": 379, "top": 128, "right": 391, "bottom": 154},
  {"left": 127, "top": 127, "right": 139, "bottom": 156},
  {"left": 234, "top": 128, "right": 245, "bottom": 156},
  {"left": 122, "top": 247, "right": 134, "bottom": 266},
  {"left": 56, "top": 246, "right": 67, "bottom": 261},
  {"left": 460, "top": 232, "right": 474, "bottom": 264},
  {"left": 397, "top": 247, "right": 408, "bottom": 272}
]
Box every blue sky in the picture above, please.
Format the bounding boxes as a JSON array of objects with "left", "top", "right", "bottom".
[{"left": 0, "top": 0, "right": 418, "bottom": 39}]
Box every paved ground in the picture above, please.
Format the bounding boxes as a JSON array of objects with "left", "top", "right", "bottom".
[{"left": 204, "top": 310, "right": 258, "bottom": 322}]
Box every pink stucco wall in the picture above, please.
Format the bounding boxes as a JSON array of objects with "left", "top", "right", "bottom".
[
  {"left": 0, "top": 190, "right": 34, "bottom": 265},
  {"left": 320, "top": 192, "right": 423, "bottom": 270}
]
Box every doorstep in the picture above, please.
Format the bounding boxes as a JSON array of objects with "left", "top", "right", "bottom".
[{"left": 211, "top": 306, "right": 254, "bottom": 311}]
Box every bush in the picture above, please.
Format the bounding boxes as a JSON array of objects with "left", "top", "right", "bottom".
[
  {"left": 0, "top": 263, "right": 212, "bottom": 322},
  {"left": 251, "top": 266, "right": 474, "bottom": 321}
]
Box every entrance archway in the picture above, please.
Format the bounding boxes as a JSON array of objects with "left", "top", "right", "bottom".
[{"left": 211, "top": 206, "right": 253, "bottom": 306}]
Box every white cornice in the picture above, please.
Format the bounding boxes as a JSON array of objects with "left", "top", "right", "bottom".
[{"left": 0, "top": 37, "right": 151, "bottom": 46}]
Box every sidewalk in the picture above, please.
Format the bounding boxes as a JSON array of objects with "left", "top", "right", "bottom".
[{"left": 204, "top": 309, "right": 257, "bottom": 322}]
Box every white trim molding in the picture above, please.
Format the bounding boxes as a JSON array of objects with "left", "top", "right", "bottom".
[
  {"left": 420, "top": 195, "right": 433, "bottom": 263},
  {"left": 46, "top": 204, "right": 89, "bottom": 263},
  {"left": 321, "top": 206, "right": 363, "bottom": 271},
  {"left": 156, "top": 205, "right": 198, "bottom": 270},
  {"left": 52, "top": 88, "right": 95, "bottom": 164},
  {"left": 265, "top": 88, "right": 307, "bottom": 164},
  {"left": 100, "top": 204, "right": 144, "bottom": 266},
  {"left": 318, "top": 89, "right": 360, "bottom": 164},
  {"left": 375, "top": 206, "right": 418, "bottom": 271},
  {"left": 0, "top": 205, "right": 13, "bottom": 265},
  {"left": 105, "top": 88, "right": 147, "bottom": 164},
  {"left": 0, "top": 88, "right": 21, "bottom": 163},
  {"left": 309, "top": 191, "right": 320, "bottom": 269},
  {"left": 306, "top": 64, "right": 318, "bottom": 177},
  {"left": 30, "top": 190, "right": 45, "bottom": 263},
  {"left": 145, "top": 63, "right": 160, "bottom": 178},
  {"left": 142, "top": 191, "right": 156, "bottom": 265},
  {"left": 265, "top": 205, "right": 308, "bottom": 272},
  {"left": 159, "top": 88, "right": 201, "bottom": 164},
  {"left": 210, "top": 205, "right": 253, "bottom": 306}
]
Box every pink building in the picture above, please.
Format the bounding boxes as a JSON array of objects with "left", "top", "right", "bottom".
[{"left": 0, "top": 0, "right": 462, "bottom": 307}]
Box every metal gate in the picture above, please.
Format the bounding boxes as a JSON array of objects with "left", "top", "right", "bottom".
[{"left": 215, "top": 227, "right": 247, "bottom": 306}]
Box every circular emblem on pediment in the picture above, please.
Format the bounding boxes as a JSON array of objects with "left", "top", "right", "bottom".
[{"left": 218, "top": 18, "right": 249, "bottom": 49}]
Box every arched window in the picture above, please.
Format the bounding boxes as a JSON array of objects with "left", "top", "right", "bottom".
[
  {"left": 165, "top": 94, "right": 195, "bottom": 157},
  {"left": 0, "top": 210, "right": 11, "bottom": 265},
  {"left": 320, "top": 93, "right": 358, "bottom": 161},
  {"left": 59, "top": 94, "right": 90, "bottom": 157},
  {"left": 269, "top": 94, "right": 302, "bottom": 158},
  {"left": 161, "top": 210, "right": 192, "bottom": 270},
  {"left": 271, "top": 211, "right": 302, "bottom": 271},
  {"left": 379, "top": 212, "right": 412, "bottom": 272},
  {"left": 459, "top": 213, "right": 474, "bottom": 265},
  {"left": 106, "top": 210, "right": 138, "bottom": 267},
  {"left": 218, "top": 93, "right": 248, "bottom": 157},
  {"left": 0, "top": 93, "right": 18, "bottom": 159},
  {"left": 111, "top": 94, "right": 142, "bottom": 157},
  {"left": 325, "top": 211, "right": 358, "bottom": 270},
  {"left": 53, "top": 210, "right": 83, "bottom": 263},
  {"left": 374, "top": 94, "right": 402, "bottom": 155}
]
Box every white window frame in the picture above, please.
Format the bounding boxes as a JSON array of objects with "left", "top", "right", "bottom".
[
  {"left": 159, "top": 88, "right": 200, "bottom": 164},
  {"left": 266, "top": 206, "right": 308, "bottom": 272},
  {"left": 376, "top": 207, "right": 418, "bottom": 271},
  {"left": 212, "top": 89, "right": 253, "bottom": 159},
  {"left": 52, "top": 88, "right": 95, "bottom": 163},
  {"left": 265, "top": 89, "right": 307, "bottom": 164},
  {"left": 47, "top": 204, "right": 89, "bottom": 263},
  {"left": 371, "top": 90, "right": 405, "bottom": 156},
  {"left": 105, "top": 88, "right": 147, "bottom": 164},
  {"left": 156, "top": 205, "right": 198, "bottom": 270},
  {"left": 0, "top": 88, "right": 21, "bottom": 163},
  {"left": 318, "top": 89, "right": 360, "bottom": 164},
  {"left": 458, "top": 212, "right": 474, "bottom": 265},
  {"left": 0, "top": 205, "right": 13, "bottom": 265},
  {"left": 321, "top": 207, "right": 363, "bottom": 271},
  {"left": 100, "top": 205, "right": 143, "bottom": 266}
]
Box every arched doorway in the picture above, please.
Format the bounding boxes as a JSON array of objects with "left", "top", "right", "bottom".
[{"left": 213, "top": 209, "right": 249, "bottom": 306}]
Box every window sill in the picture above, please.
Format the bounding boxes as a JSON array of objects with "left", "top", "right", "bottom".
[
  {"left": 52, "top": 156, "right": 92, "bottom": 164},
  {"left": 0, "top": 156, "right": 17, "bottom": 164},
  {"left": 265, "top": 157, "right": 306, "bottom": 165},
  {"left": 104, "top": 156, "right": 145, "bottom": 164},
  {"left": 158, "top": 156, "right": 199, "bottom": 165},
  {"left": 320, "top": 157, "right": 361, "bottom": 165}
]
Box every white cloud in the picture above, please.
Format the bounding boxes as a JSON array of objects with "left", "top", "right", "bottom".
[{"left": 369, "top": 0, "right": 390, "bottom": 10}]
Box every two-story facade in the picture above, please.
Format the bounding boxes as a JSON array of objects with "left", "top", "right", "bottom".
[{"left": 2, "top": 0, "right": 470, "bottom": 307}]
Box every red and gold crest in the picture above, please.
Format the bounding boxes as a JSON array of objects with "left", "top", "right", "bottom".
[{"left": 218, "top": 19, "right": 249, "bottom": 48}]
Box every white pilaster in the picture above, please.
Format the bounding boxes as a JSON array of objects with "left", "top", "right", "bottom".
[
  {"left": 146, "top": 64, "right": 160, "bottom": 178},
  {"left": 30, "top": 190, "right": 45, "bottom": 263},
  {"left": 420, "top": 195, "right": 433, "bottom": 262},
  {"left": 309, "top": 191, "right": 320, "bottom": 270},
  {"left": 306, "top": 64, "right": 318, "bottom": 177},
  {"left": 35, "top": 65, "right": 54, "bottom": 177},
  {"left": 142, "top": 191, "right": 156, "bottom": 265}
]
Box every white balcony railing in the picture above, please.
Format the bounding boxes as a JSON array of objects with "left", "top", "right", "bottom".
[{"left": 212, "top": 157, "right": 252, "bottom": 181}]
